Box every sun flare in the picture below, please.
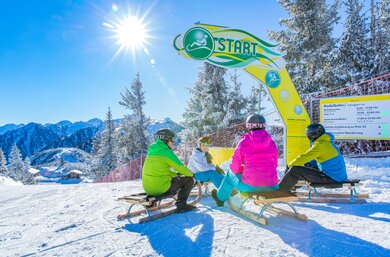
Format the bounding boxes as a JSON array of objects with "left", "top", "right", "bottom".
[{"left": 115, "top": 16, "right": 147, "bottom": 50}]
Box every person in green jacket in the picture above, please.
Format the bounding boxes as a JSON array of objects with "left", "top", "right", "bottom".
[{"left": 142, "top": 128, "right": 196, "bottom": 212}]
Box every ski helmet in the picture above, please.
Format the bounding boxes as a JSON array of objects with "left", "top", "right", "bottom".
[
  {"left": 155, "top": 128, "right": 175, "bottom": 142},
  {"left": 246, "top": 114, "right": 266, "bottom": 130},
  {"left": 198, "top": 136, "right": 211, "bottom": 147},
  {"left": 306, "top": 124, "right": 325, "bottom": 141}
]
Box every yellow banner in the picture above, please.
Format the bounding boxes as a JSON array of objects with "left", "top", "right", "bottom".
[{"left": 174, "top": 23, "right": 311, "bottom": 163}]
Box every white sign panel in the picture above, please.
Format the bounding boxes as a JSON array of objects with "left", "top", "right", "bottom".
[{"left": 320, "top": 95, "right": 390, "bottom": 140}]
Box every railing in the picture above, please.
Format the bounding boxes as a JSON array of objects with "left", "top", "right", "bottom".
[{"left": 95, "top": 155, "right": 145, "bottom": 183}]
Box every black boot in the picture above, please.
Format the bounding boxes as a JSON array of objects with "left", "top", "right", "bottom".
[
  {"left": 176, "top": 203, "right": 196, "bottom": 213},
  {"left": 211, "top": 189, "right": 224, "bottom": 207}
]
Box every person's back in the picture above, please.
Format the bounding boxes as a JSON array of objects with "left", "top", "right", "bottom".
[
  {"left": 142, "top": 138, "right": 188, "bottom": 195},
  {"left": 211, "top": 114, "right": 279, "bottom": 207},
  {"left": 141, "top": 128, "right": 195, "bottom": 212},
  {"left": 279, "top": 123, "right": 347, "bottom": 194},
  {"left": 230, "top": 129, "right": 278, "bottom": 187},
  {"left": 289, "top": 132, "right": 347, "bottom": 182}
]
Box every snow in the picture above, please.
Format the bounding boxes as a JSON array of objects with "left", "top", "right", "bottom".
[
  {"left": 0, "top": 176, "right": 23, "bottom": 186},
  {"left": 0, "top": 158, "right": 389, "bottom": 256}
]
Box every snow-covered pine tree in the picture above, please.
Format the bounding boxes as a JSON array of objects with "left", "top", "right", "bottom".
[
  {"left": 92, "top": 107, "right": 118, "bottom": 180},
  {"left": 247, "top": 83, "right": 259, "bottom": 115},
  {"left": 375, "top": 0, "right": 390, "bottom": 74},
  {"left": 223, "top": 70, "right": 247, "bottom": 126},
  {"left": 116, "top": 116, "right": 138, "bottom": 164},
  {"left": 335, "top": 0, "right": 370, "bottom": 86},
  {"left": 181, "top": 63, "right": 229, "bottom": 141},
  {"left": 246, "top": 82, "right": 268, "bottom": 115},
  {"left": 22, "top": 157, "right": 35, "bottom": 185},
  {"left": 118, "top": 72, "right": 150, "bottom": 160},
  {"left": 268, "top": 0, "right": 340, "bottom": 93},
  {"left": 0, "top": 148, "right": 8, "bottom": 176},
  {"left": 8, "top": 144, "right": 25, "bottom": 182}
]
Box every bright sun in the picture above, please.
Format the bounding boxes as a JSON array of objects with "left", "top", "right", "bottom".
[{"left": 115, "top": 16, "right": 147, "bottom": 50}]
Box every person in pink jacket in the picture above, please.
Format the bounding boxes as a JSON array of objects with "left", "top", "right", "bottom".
[{"left": 211, "top": 114, "right": 279, "bottom": 206}]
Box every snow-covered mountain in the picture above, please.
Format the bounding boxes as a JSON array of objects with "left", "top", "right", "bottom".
[
  {"left": 0, "top": 123, "right": 24, "bottom": 135},
  {"left": 0, "top": 118, "right": 183, "bottom": 160},
  {"left": 148, "top": 117, "right": 184, "bottom": 134},
  {"left": 0, "top": 123, "right": 60, "bottom": 159},
  {"left": 31, "top": 148, "right": 92, "bottom": 167},
  {"left": 44, "top": 118, "right": 104, "bottom": 137}
]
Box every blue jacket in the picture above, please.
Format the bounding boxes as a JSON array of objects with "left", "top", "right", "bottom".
[{"left": 288, "top": 132, "right": 347, "bottom": 182}]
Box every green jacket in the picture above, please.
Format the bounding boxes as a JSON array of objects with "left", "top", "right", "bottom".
[{"left": 142, "top": 139, "right": 194, "bottom": 196}]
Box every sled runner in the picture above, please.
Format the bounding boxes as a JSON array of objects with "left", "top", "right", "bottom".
[
  {"left": 296, "top": 179, "right": 369, "bottom": 203},
  {"left": 190, "top": 181, "right": 211, "bottom": 196},
  {"left": 117, "top": 182, "right": 202, "bottom": 223},
  {"left": 227, "top": 191, "right": 307, "bottom": 225}
]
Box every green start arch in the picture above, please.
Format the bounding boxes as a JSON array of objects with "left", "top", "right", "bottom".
[{"left": 173, "top": 23, "right": 311, "bottom": 164}]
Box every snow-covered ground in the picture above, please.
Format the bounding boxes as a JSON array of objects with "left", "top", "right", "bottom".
[{"left": 0, "top": 158, "right": 389, "bottom": 257}]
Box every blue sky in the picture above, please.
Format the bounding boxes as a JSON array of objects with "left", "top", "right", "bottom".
[{"left": 0, "top": 0, "right": 290, "bottom": 126}]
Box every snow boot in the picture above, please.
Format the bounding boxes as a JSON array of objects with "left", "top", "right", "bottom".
[
  {"left": 176, "top": 203, "right": 197, "bottom": 213},
  {"left": 211, "top": 189, "right": 224, "bottom": 207}
]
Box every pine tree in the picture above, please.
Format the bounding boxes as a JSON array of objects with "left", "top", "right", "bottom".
[
  {"left": 8, "top": 144, "right": 25, "bottom": 182},
  {"left": 92, "top": 107, "right": 118, "bottom": 179},
  {"left": 375, "top": 0, "right": 390, "bottom": 74},
  {"left": 22, "top": 157, "right": 35, "bottom": 185},
  {"left": 116, "top": 116, "right": 138, "bottom": 164},
  {"left": 118, "top": 73, "right": 150, "bottom": 160},
  {"left": 0, "top": 148, "right": 8, "bottom": 176},
  {"left": 268, "top": 0, "right": 340, "bottom": 93},
  {"left": 246, "top": 82, "right": 268, "bottom": 115},
  {"left": 335, "top": 0, "right": 370, "bottom": 86},
  {"left": 247, "top": 83, "right": 260, "bottom": 114},
  {"left": 181, "top": 63, "right": 229, "bottom": 140},
  {"left": 223, "top": 70, "right": 247, "bottom": 126}
]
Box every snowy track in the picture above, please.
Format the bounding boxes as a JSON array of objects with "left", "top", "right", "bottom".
[{"left": 1, "top": 159, "right": 390, "bottom": 256}]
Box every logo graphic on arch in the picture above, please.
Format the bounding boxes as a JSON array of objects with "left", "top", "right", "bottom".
[
  {"left": 265, "top": 71, "right": 281, "bottom": 88},
  {"left": 183, "top": 27, "right": 214, "bottom": 60}
]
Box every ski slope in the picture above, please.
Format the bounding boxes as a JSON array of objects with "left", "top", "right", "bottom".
[{"left": 0, "top": 157, "right": 389, "bottom": 257}]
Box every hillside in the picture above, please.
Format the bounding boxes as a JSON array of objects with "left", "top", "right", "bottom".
[{"left": 0, "top": 157, "right": 389, "bottom": 256}]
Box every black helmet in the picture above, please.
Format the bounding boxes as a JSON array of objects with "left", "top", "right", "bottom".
[
  {"left": 155, "top": 128, "right": 175, "bottom": 142},
  {"left": 246, "top": 114, "right": 266, "bottom": 130},
  {"left": 306, "top": 124, "right": 325, "bottom": 141}
]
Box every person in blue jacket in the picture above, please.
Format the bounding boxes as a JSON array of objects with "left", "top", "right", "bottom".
[
  {"left": 187, "top": 136, "right": 224, "bottom": 188},
  {"left": 278, "top": 123, "right": 347, "bottom": 194}
]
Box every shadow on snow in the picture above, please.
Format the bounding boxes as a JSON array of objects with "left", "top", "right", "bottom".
[{"left": 123, "top": 210, "right": 214, "bottom": 257}]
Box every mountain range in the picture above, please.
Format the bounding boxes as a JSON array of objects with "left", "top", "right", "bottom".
[{"left": 0, "top": 118, "right": 183, "bottom": 161}]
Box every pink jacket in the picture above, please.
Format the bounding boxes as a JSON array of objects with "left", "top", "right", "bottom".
[{"left": 230, "top": 130, "right": 278, "bottom": 187}]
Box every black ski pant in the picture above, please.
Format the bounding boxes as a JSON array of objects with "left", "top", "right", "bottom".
[
  {"left": 279, "top": 166, "right": 337, "bottom": 193},
  {"left": 160, "top": 176, "right": 194, "bottom": 207}
]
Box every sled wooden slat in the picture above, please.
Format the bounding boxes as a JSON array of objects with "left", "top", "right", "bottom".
[
  {"left": 254, "top": 196, "right": 300, "bottom": 204},
  {"left": 117, "top": 182, "right": 202, "bottom": 221},
  {"left": 298, "top": 197, "right": 367, "bottom": 204},
  {"left": 296, "top": 192, "right": 369, "bottom": 199},
  {"left": 266, "top": 206, "right": 308, "bottom": 221},
  {"left": 227, "top": 200, "right": 268, "bottom": 225}
]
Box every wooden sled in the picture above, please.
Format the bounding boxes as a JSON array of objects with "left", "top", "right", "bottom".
[
  {"left": 117, "top": 182, "right": 202, "bottom": 223},
  {"left": 227, "top": 191, "right": 307, "bottom": 225},
  {"left": 190, "top": 181, "right": 211, "bottom": 196},
  {"left": 296, "top": 179, "right": 369, "bottom": 204}
]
